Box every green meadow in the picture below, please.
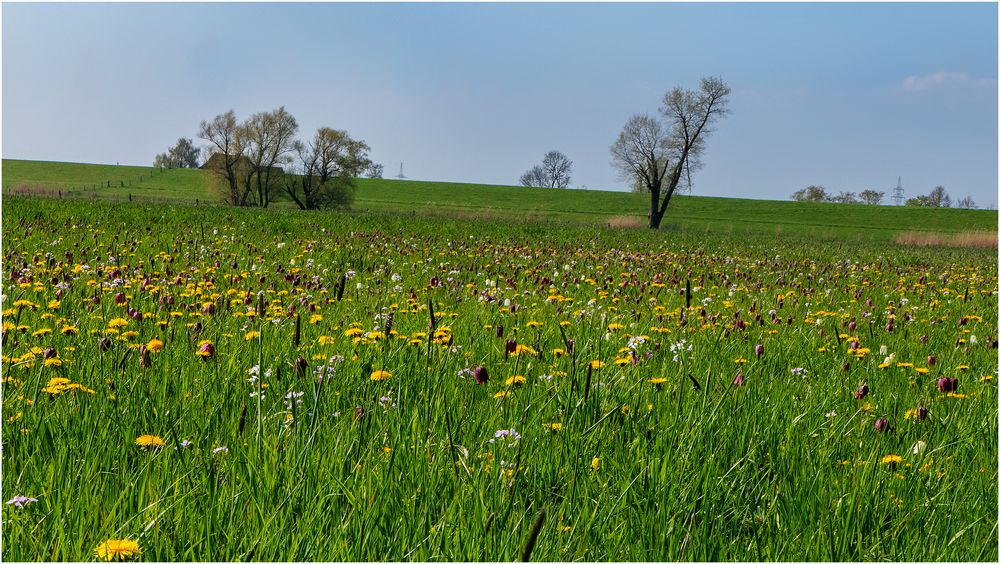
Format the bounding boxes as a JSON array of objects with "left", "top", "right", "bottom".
[
  {"left": 3, "top": 159, "right": 996, "bottom": 242},
  {"left": 1, "top": 195, "right": 997, "bottom": 561}
]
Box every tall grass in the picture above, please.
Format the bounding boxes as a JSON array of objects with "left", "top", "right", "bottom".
[
  {"left": 2, "top": 197, "right": 997, "bottom": 561},
  {"left": 894, "top": 230, "right": 998, "bottom": 249}
]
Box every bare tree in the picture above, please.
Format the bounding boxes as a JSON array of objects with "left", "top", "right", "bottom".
[
  {"left": 520, "top": 151, "right": 572, "bottom": 188},
  {"left": 366, "top": 162, "right": 384, "bottom": 179},
  {"left": 611, "top": 77, "right": 730, "bottom": 228},
  {"left": 542, "top": 151, "right": 572, "bottom": 188},
  {"left": 956, "top": 195, "right": 977, "bottom": 209},
  {"left": 153, "top": 137, "right": 200, "bottom": 169},
  {"left": 519, "top": 165, "right": 547, "bottom": 188},
  {"left": 282, "top": 127, "right": 371, "bottom": 210},
  {"left": 239, "top": 106, "right": 299, "bottom": 208},
  {"left": 858, "top": 189, "right": 884, "bottom": 205},
  {"left": 199, "top": 110, "right": 251, "bottom": 206}
]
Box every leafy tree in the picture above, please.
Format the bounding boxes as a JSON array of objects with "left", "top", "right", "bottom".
[
  {"left": 927, "top": 185, "right": 951, "bottom": 208},
  {"left": 831, "top": 191, "right": 858, "bottom": 204},
  {"left": 282, "top": 128, "right": 371, "bottom": 210},
  {"left": 520, "top": 151, "right": 572, "bottom": 188},
  {"left": 908, "top": 186, "right": 952, "bottom": 208},
  {"left": 153, "top": 137, "right": 200, "bottom": 169},
  {"left": 906, "top": 195, "right": 932, "bottom": 207},
  {"left": 956, "top": 195, "right": 977, "bottom": 209},
  {"left": 791, "top": 185, "right": 830, "bottom": 202},
  {"left": 611, "top": 77, "right": 731, "bottom": 228},
  {"left": 366, "top": 163, "right": 384, "bottom": 179},
  {"left": 858, "top": 189, "right": 884, "bottom": 205}
]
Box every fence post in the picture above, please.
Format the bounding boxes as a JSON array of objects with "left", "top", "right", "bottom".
[{"left": 129, "top": 193, "right": 132, "bottom": 202}]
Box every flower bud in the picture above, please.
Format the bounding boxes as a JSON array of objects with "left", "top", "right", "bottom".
[{"left": 473, "top": 366, "right": 489, "bottom": 385}]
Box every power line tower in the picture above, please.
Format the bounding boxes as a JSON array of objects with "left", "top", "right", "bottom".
[
  {"left": 892, "top": 176, "right": 905, "bottom": 206},
  {"left": 395, "top": 162, "right": 407, "bottom": 180}
]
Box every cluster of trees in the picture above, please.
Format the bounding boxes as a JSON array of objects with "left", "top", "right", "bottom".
[
  {"left": 792, "top": 184, "right": 978, "bottom": 209},
  {"left": 153, "top": 138, "right": 200, "bottom": 169},
  {"left": 155, "top": 107, "right": 381, "bottom": 210},
  {"left": 197, "top": 107, "right": 378, "bottom": 209},
  {"left": 907, "top": 185, "right": 977, "bottom": 209},
  {"left": 519, "top": 151, "right": 572, "bottom": 188},
  {"left": 791, "top": 186, "right": 886, "bottom": 205},
  {"left": 610, "top": 77, "right": 731, "bottom": 229}
]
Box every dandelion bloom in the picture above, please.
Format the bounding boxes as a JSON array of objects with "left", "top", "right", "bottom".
[
  {"left": 504, "top": 375, "right": 526, "bottom": 386},
  {"left": 135, "top": 434, "right": 165, "bottom": 448},
  {"left": 370, "top": 370, "right": 392, "bottom": 381},
  {"left": 93, "top": 539, "right": 142, "bottom": 561},
  {"left": 648, "top": 377, "right": 667, "bottom": 386},
  {"left": 589, "top": 360, "right": 604, "bottom": 370},
  {"left": 591, "top": 457, "right": 600, "bottom": 471},
  {"left": 145, "top": 339, "right": 164, "bottom": 353},
  {"left": 245, "top": 331, "right": 261, "bottom": 341},
  {"left": 880, "top": 454, "right": 903, "bottom": 465}
]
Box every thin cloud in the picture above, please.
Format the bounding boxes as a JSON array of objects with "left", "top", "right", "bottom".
[{"left": 902, "top": 72, "right": 997, "bottom": 92}]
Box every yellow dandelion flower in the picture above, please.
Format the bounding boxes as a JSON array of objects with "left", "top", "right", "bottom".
[
  {"left": 60, "top": 325, "right": 79, "bottom": 335},
  {"left": 43, "top": 358, "right": 62, "bottom": 368},
  {"left": 607, "top": 323, "right": 623, "bottom": 331},
  {"left": 145, "top": 339, "right": 164, "bottom": 352},
  {"left": 317, "top": 335, "right": 335, "bottom": 346},
  {"left": 135, "top": 434, "right": 165, "bottom": 448},
  {"left": 591, "top": 457, "right": 600, "bottom": 471},
  {"left": 493, "top": 390, "right": 511, "bottom": 399},
  {"left": 526, "top": 320, "right": 543, "bottom": 328},
  {"left": 880, "top": 454, "right": 903, "bottom": 465},
  {"left": 511, "top": 344, "right": 536, "bottom": 356},
  {"left": 344, "top": 327, "right": 364, "bottom": 338},
  {"left": 504, "top": 375, "right": 526, "bottom": 386},
  {"left": 551, "top": 348, "right": 565, "bottom": 357},
  {"left": 108, "top": 318, "right": 129, "bottom": 329},
  {"left": 647, "top": 377, "right": 667, "bottom": 386},
  {"left": 370, "top": 370, "right": 392, "bottom": 381},
  {"left": 93, "top": 539, "right": 142, "bottom": 561},
  {"left": 914, "top": 367, "right": 929, "bottom": 374},
  {"left": 244, "top": 331, "right": 261, "bottom": 341},
  {"left": 589, "top": 360, "right": 604, "bottom": 370},
  {"left": 543, "top": 423, "right": 563, "bottom": 432}
]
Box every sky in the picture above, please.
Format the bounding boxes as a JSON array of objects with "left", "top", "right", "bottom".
[{"left": 3, "top": 1, "right": 998, "bottom": 208}]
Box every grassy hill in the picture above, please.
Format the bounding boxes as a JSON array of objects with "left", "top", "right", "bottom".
[{"left": 3, "top": 158, "right": 995, "bottom": 242}]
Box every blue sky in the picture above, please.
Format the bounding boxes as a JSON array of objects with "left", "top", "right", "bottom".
[{"left": 3, "top": 2, "right": 997, "bottom": 207}]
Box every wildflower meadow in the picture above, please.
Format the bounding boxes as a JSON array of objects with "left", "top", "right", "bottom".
[{"left": 2, "top": 198, "right": 997, "bottom": 561}]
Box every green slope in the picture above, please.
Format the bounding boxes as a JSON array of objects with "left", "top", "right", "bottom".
[{"left": 2, "top": 158, "right": 995, "bottom": 241}]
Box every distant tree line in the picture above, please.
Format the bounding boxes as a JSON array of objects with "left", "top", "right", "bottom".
[
  {"left": 153, "top": 107, "right": 382, "bottom": 210},
  {"left": 791, "top": 184, "right": 977, "bottom": 209}
]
